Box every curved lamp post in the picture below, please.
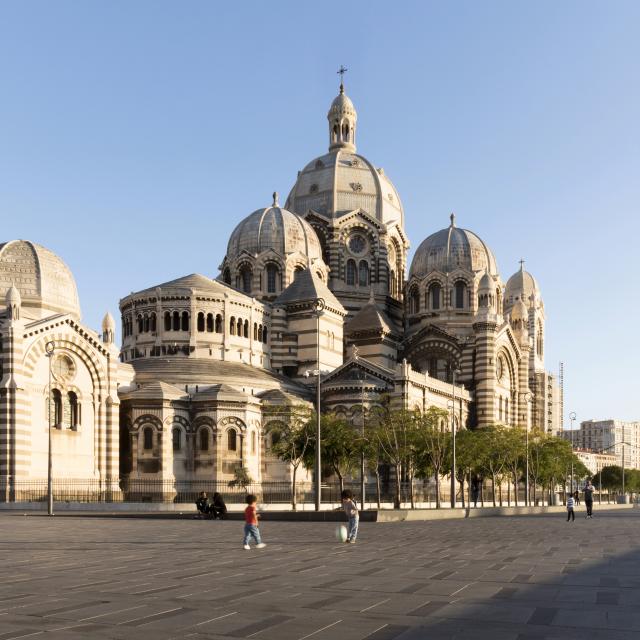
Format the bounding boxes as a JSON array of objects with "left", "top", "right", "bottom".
[
  {"left": 450, "top": 368, "right": 462, "bottom": 509},
  {"left": 305, "top": 298, "right": 325, "bottom": 512},
  {"left": 523, "top": 391, "right": 532, "bottom": 506},
  {"left": 45, "top": 340, "right": 56, "bottom": 516},
  {"left": 569, "top": 411, "right": 577, "bottom": 497}
]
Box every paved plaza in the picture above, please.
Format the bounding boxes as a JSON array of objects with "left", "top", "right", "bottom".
[{"left": 1, "top": 509, "right": 640, "bottom": 640}]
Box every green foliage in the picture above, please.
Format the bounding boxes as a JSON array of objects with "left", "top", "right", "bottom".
[{"left": 227, "top": 466, "right": 253, "bottom": 492}]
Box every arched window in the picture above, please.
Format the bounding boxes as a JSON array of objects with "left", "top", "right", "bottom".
[
  {"left": 215, "top": 314, "right": 223, "bottom": 333},
  {"left": 172, "top": 428, "right": 181, "bottom": 451},
  {"left": 227, "top": 429, "right": 237, "bottom": 451},
  {"left": 251, "top": 431, "right": 256, "bottom": 454},
  {"left": 137, "top": 315, "right": 143, "bottom": 333},
  {"left": 68, "top": 392, "right": 79, "bottom": 429},
  {"left": 143, "top": 314, "right": 149, "bottom": 332},
  {"left": 172, "top": 311, "right": 180, "bottom": 331},
  {"left": 430, "top": 284, "right": 441, "bottom": 310},
  {"left": 206, "top": 313, "right": 213, "bottom": 332},
  {"left": 164, "top": 311, "right": 171, "bottom": 332},
  {"left": 52, "top": 389, "right": 62, "bottom": 426},
  {"left": 230, "top": 316, "right": 236, "bottom": 335},
  {"left": 223, "top": 268, "right": 231, "bottom": 285},
  {"left": 454, "top": 282, "right": 466, "bottom": 309},
  {"left": 199, "top": 429, "right": 209, "bottom": 451},
  {"left": 143, "top": 426, "right": 153, "bottom": 450},
  {"left": 237, "top": 318, "right": 243, "bottom": 336},
  {"left": 294, "top": 266, "right": 304, "bottom": 281},
  {"left": 253, "top": 323, "right": 258, "bottom": 340},
  {"left": 150, "top": 312, "right": 156, "bottom": 332},
  {"left": 390, "top": 269, "right": 396, "bottom": 298},
  {"left": 257, "top": 325, "right": 263, "bottom": 342},
  {"left": 409, "top": 287, "right": 420, "bottom": 314},
  {"left": 266, "top": 264, "right": 278, "bottom": 294},
  {"left": 346, "top": 259, "right": 356, "bottom": 285},
  {"left": 243, "top": 319, "right": 249, "bottom": 338},
  {"left": 197, "top": 312, "right": 205, "bottom": 332},
  {"left": 359, "top": 260, "right": 369, "bottom": 287},
  {"left": 181, "top": 311, "right": 189, "bottom": 331},
  {"left": 332, "top": 123, "right": 339, "bottom": 142},
  {"left": 240, "top": 265, "right": 252, "bottom": 293},
  {"left": 262, "top": 327, "right": 267, "bottom": 343}
]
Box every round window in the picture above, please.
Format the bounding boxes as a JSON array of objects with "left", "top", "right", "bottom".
[
  {"left": 53, "top": 354, "right": 76, "bottom": 382},
  {"left": 348, "top": 234, "right": 366, "bottom": 254}
]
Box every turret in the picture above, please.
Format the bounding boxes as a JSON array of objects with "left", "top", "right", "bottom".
[
  {"left": 328, "top": 79, "right": 357, "bottom": 153},
  {"left": 5, "top": 285, "right": 21, "bottom": 321},
  {"left": 102, "top": 311, "right": 115, "bottom": 344}
]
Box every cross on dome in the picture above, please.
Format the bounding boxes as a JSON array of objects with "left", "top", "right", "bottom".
[
  {"left": 337, "top": 65, "right": 348, "bottom": 93},
  {"left": 519, "top": 258, "right": 525, "bottom": 271}
]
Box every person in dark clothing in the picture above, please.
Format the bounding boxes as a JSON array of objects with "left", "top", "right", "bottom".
[
  {"left": 584, "top": 480, "right": 595, "bottom": 518},
  {"left": 211, "top": 492, "right": 228, "bottom": 519},
  {"left": 573, "top": 490, "right": 580, "bottom": 506},
  {"left": 195, "top": 491, "right": 211, "bottom": 518}
]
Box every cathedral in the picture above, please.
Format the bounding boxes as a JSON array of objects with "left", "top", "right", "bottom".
[{"left": 0, "top": 80, "right": 561, "bottom": 496}]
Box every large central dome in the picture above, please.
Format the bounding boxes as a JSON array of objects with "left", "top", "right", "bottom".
[
  {"left": 286, "top": 84, "right": 404, "bottom": 227},
  {"left": 409, "top": 215, "right": 498, "bottom": 279},
  {"left": 0, "top": 240, "right": 80, "bottom": 319}
]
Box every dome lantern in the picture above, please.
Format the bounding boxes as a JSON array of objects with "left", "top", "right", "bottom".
[
  {"left": 5, "top": 284, "right": 21, "bottom": 321},
  {"left": 327, "top": 79, "right": 357, "bottom": 153}
]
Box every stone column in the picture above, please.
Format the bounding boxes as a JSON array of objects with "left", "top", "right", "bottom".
[{"left": 472, "top": 319, "right": 498, "bottom": 428}]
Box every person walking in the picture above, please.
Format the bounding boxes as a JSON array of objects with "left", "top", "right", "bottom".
[
  {"left": 341, "top": 490, "right": 359, "bottom": 544},
  {"left": 566, "top": 494, "right": 575, "bottom": 522},
  {"left": 584, "top": 480, "right": 595, "bottom": 518},
  {"left": 242, "top": 494, "right": 266, "bottom": 550}
]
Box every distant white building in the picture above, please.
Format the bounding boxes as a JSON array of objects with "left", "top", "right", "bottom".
[
  {"left": 568, "top": 420, "right": 640, "bottom": 470},
  {"left": 573, "top": 448, "right": 617, "bottom": 476}
]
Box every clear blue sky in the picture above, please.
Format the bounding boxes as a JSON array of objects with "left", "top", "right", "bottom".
[{"left": 1, "top": 1, "right": 638, "bottom": 423}]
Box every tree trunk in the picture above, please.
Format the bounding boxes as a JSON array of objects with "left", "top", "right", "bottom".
[
  {"left": 375, "top": 469, "right": 381, "bottom": 510},
  {"left": 394, "top": 464, "right": 401, "bottom": 509},
  {"left": 409, "top": 474, "right": 415, "bottom": 509},
  {"left": 491, "top": 472, "right": 497, "bottom": 507},
  {"left": 337, "top": 470, "right": 344, "bottom": 496},
  {"left": 435, "top": 471, "right": 441, "bottom": 509},
  {"left": 514, "top": 470, "right": 519, "bottom": 507},
  {"left": 499, "top": 482, "right": 503, "bottom": 506},
  {"left": 460, "top": 475, "right": 465, "bottom": 508},
  {"left": 507, "top": 480, "right": 511, "bottom": 506},
  {"left": 291, "top": 464, "right": 297, "bottom": 511}
]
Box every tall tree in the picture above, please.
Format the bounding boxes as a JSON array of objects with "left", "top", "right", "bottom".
[
  {"left": 414, "top": 407, "right": 451, "bottom": 509},
  {"left": 264, "top": 402, "right": 314, "bottom": 511}
]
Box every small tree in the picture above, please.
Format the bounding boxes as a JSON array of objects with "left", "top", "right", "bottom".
[
  {"left": 504, "top": 427, "right": 526, "bottom": 506},
  {"left": 228, "top": 466, "right": 254, "bottom": 493},
  {"left": 478, "top": 425, "right": 509, "bottom": 506}
]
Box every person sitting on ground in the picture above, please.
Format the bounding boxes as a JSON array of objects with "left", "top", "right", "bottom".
[
  {"left": 195, "top": 491, "right": 211, "bottom": 518},
  {"left": 212, "top": 492, "right": 228, "bottom": 519}
]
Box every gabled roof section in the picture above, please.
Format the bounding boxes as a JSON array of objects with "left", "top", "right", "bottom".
[
  {"left": 275, "top": 268, "right": 344, "bottom": 313},
  {"left": 403, "top": 322, "right": 460, "bottom": 349},
  {"left": 345, "top": 297, "right": 396, "bottom": 337},
  {"left": 321, "top": 356, "right": 396, "bottom": 389},
  {"left": 192, "top": 383, "right": 249, "bottom": 401}
]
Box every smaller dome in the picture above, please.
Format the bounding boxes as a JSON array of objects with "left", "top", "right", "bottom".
[
  {"left": 102, "top": 311, "right": 115, "bottom": 332},
  {"left": 409, "top": 214, "right": 498, "bottom": 279},
  {"left": 6, "top": 284, "right": 21, "bottom": 306},
  {"left": 505, "top": 261, "right": 541, "bottom": 310},
  {"left": 0, "top": 240, "right": 80, "bottom": 319},
  {"left": 328, "top": 88, "right": 356, "bottom": 119},
  {"left": 225, "top": 197, "right": 322, "bottom": 263}
]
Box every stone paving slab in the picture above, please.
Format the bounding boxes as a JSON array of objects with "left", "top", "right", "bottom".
[{"left": 1, "top": 509, "right": 640, "bottom": 639}]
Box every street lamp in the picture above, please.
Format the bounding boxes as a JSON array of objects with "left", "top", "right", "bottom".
[
  {"left": 358, "top": 364, "right": 366, "bottom": 511},
  {"left": 45, "top": 340, "right": 56, "bottom": 516},
  {"left": 523, "top": 391, "right": 532, "bottom": 506},
  {"left": 450, "top": 368, "right": 462, "bottom": 509},
  {"left": 305, "top": 297, "right": 325, "bottom": 512},
  {"left": 569, "top": 411, "right": 577, "bottom": 498}
]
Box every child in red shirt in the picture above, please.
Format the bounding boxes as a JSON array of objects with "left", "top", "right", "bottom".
[{"left": 243, "top": 494, "right": 266, "bottom": 550}]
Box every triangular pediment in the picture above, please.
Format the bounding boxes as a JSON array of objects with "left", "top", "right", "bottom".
[
  {"left": 333, "top": 208, "right": 383, "bottom": 231},
  {"left": 404, "top": 323, "right": 460, "bottom": 350},
  {"left": 321, "top": 357, "right": 395, "bottom": 390}
]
